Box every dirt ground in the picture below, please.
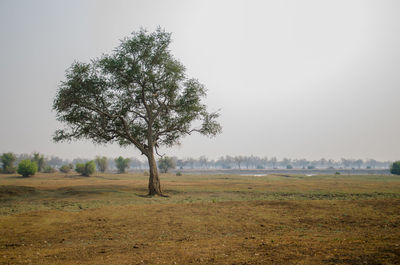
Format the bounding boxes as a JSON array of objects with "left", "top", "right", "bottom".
[{"left": 0, "top": 173, "right": 399, "bottom": 264}]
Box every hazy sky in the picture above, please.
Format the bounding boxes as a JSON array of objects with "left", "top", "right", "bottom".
[{"left": 0, "top": 0, "right": 399, "bottom": 161}]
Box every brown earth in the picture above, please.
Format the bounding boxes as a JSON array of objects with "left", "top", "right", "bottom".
[{"left": 0, "top": 173, "right": 399, "bottom": 264}]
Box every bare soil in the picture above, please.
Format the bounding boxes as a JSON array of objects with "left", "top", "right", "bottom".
[{"left": 0, "top": 173, "right": 399, "bottom": 264}]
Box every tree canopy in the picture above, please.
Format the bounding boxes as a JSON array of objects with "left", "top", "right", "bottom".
[{"left": 53, "top": 28, "right": 221, "bottom": 195}]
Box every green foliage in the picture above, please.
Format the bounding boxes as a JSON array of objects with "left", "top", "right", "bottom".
[
  {"left": 286, "top": 165, "right": 293, "bottom": 169},
  {"left": 95, "top": 156, "right": 108, "bottom": 172},
  {"left": 75, "top": 161, "right": 96, "bottom": 176},
  {"left": 176, "top": 172, "right": 182, "bottom": 176},
  {"left": 32, "top": 152, "right": 45, "bottom": 172},
  {"left": 390, "top": 161, "right": 400, "bottom": 175},
  {"left": 115, "top": 156, "right": 130, "bottom": 173},
  {"left": 75, "top": 163, "right": 84, "bottom": 174},
  {"left": 158, "top": 156, "right": 176, "bottom": 173},
  {"left": 59, "top": 164, "right": 72, "bottom": 173},
  {"left": 53, "top": 27, "right": 221, "bottom": 157},
  {"left": 17, "top": 160, "right": 37, "bottom": 177},
  {"left": 0, "top": 152, "right": 17, "bottom": 173},
  {"left": 43, "top": 166, "right": 56, "bottom": 173}
]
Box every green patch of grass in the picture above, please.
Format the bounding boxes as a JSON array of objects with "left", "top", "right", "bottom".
[{"left": 0, "top": 173, "right": 399, "bottom": 215}]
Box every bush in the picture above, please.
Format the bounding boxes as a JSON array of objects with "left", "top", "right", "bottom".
[
  {"left": 43, "top": 165, "right": 56, "bottom": 173},
  {"left": 286, "top": 165, "right": 293, "bottom": 169},
  {"left": 176, "top": 172, "right": 182, "bottom": 176},
  {"left": 59, "top": 164, "right": 72, "bottom": 173},
  {"left": 390, "top": 161, "right": 400, "bottom": 175},
  {"left": 307, "top": 165, "right": 315, "bottom": 169},
  {"left": 17, "top": 160, "right": 37, "bottom": 177},
  {"left": 75, "top": 161, "right": 96, "bottom": 176}
]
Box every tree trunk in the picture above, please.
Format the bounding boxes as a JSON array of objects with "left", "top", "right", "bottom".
[{"left": 147, "top": 151, "right": 164, "bottom": 196}]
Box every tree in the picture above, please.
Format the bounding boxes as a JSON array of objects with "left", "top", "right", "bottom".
[
  {"left": 0, "top": 152, "right": 17, "bottom": 173},
  {"left": 270, "top": 157, "right": 277, "bottom": 169},
  {"left": 32, "top": 153, "right": 45, "bottom": 172},
  {"left": 17, "top": 160, "right": 37, "bottom": 177},
  {"left": 234, "top": 156, "right": 245, "bottom": 169},
  {"left": 130, "top": 157, "right": 143, "bottom": 169},
  {"left": 115, "top": 156, "right": 130, "bottom": 173},
  {"left": 390, "top": 161, "right": 400, "bottom": 175},
  {"left": 53, "top": 28, "right": 221, "bottom": 196},
  {"left": 198, "top": 155, "right": 209, "bottom": 168},
  {"left": 95, "top": 156, "right": 108, "bottom": 172},
  {"left": 47, "top": 156, "right": 63, "bottom": 168},
  {"left": 158, "top": 156, "right": 176, "bottom": 173},
  {"left": 355, "top": 159, "right": 363, "bottom": 169},
  {"left": 75, "top": 161, "right": 96, "bottom": 176}
]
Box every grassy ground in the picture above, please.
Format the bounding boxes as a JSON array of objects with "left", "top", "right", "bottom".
[{"left": 0, "top": 172, "right": 399, "bottom": 264}]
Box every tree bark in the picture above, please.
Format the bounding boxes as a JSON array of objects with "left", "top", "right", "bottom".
[{"left": 147, "top": 150, "right": 164, "bottom": 196}]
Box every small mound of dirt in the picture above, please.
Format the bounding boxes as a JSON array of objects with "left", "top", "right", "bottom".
[{"left": 0, "top": 185, "right": 37, "bottom": 197}]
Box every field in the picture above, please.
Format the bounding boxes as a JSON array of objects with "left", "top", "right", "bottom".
[{"left": 0, "top": 172, "right": 399, "bottom": 264}]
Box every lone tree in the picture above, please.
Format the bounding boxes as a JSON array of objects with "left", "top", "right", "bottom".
[{"left": 52, "top": 28, "right": 221, "bottom": 196}]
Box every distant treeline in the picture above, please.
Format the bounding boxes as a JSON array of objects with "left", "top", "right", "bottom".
[{"left": 1, "top": 153, "right": 392, "bottom": 172}]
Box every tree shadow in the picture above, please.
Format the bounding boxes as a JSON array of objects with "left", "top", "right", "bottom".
[
  {"left": 134, "top": 193, "right": 170, "bottom": 198},
  {"left": 4, "top": 175, "right": 28, "bottom": 179}
]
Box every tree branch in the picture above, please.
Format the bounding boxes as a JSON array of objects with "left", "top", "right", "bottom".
[{"left": 118, "top": 116, "right": 147, "bottom": 155}]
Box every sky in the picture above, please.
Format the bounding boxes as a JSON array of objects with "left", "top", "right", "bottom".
[{"left": 0, "top": 0, "right": 399, "bottom": 161}]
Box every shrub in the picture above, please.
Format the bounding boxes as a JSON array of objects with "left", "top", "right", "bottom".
[
  {"left": 307, "top": 165, "right": 315, "bottom": 169},
  {"left": 176, "top": 172, "right": 182, "bottom": 176},
  {"left": 0, "top": 152, "right": 17, "bottom": 173},
  {"left": 75, "top": 161, "right": 96, "bottom": 176},
  {"left": 143, "top": 171, "right": 149, "bottom": 176},
  {"left": 390, "top": 161, "right": 400, "bottom": 175},
  {"left": 335, "top": 171, "right": 341, "bottom": 175},
  {"left": 286, "top": 165, "right": 293, "bottom": 169},
  {"left": 75, "top": 163, "right": 85, "bottom": 174},
  {"left": 59, "top": 164, "right": 72, "bottom": 173},
  {"left": 17, "top": 160, "right": 37, "bottom": 177},
  {"left": 43, "top": 165, "right": 56, "bottom": 173}
]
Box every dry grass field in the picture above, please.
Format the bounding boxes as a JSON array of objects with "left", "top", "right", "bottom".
[{"left": 0, "top": 172, "right": 399, "bottom": 264}]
